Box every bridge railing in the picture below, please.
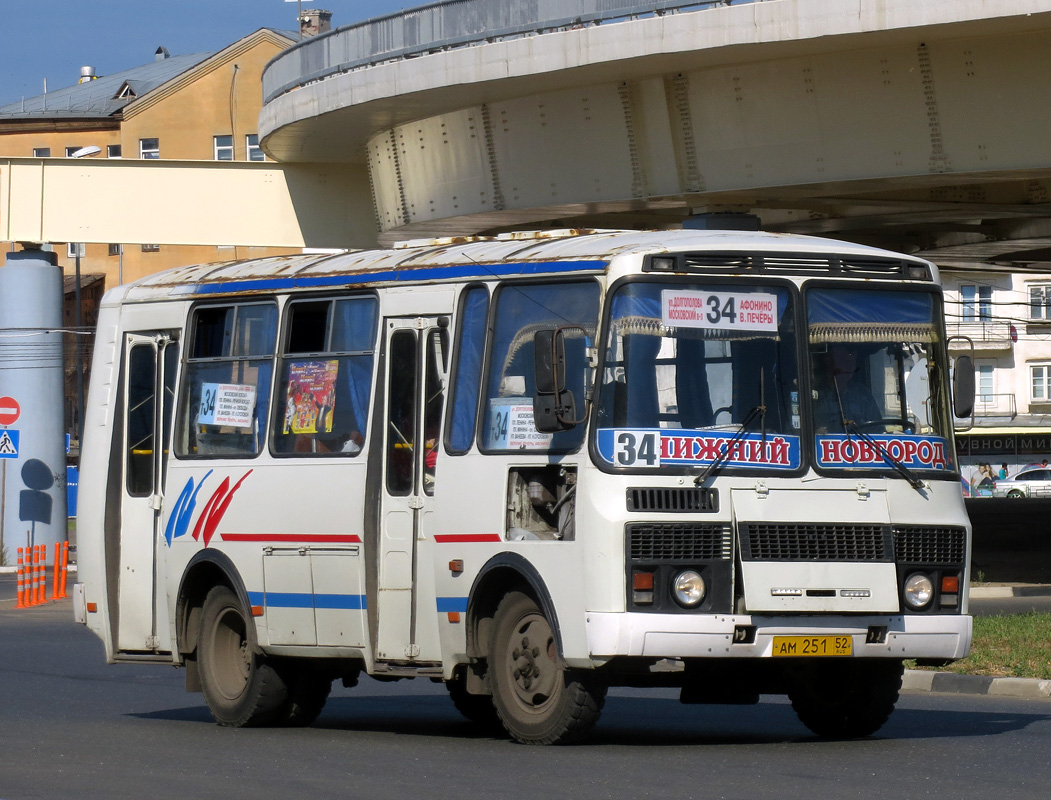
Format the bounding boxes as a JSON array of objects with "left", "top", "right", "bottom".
[{"left": 263, "top": 0, "right": 766, "bottom": 104}]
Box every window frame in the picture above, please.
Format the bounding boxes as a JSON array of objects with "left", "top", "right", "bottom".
[
  {"left": 66, "top": 242, "right": 85, "bottom": 258},
  {"left": 139, "top": 138, "right": 159, "bottom": 159},
  {"left": 1031, "top": 364, "right": 1051, "bottom": 403},
  {"left": 444, "top": 283, "right": 490, "bottom": 455},
  {"left": 246, "top": 134, "right": 265, "bottom": 161},
  {"left": 213, "top": 134, "right": 234, "bottom": 161},
  {"left": 174, "top": 300, "right": 279, "bottom": 460},
  {"left": 478, "top": 277, "right": 600, "bottom": 456},
  {"left": 269, "top": 293, "right": 380, "bottom": 459},
  {"left": 1030, "top": 285, "right": 1051, "bottom": 321}
]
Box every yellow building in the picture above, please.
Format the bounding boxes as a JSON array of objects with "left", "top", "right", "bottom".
[{"left": 0, "top": 27, "right": 301, "bottom": 290}]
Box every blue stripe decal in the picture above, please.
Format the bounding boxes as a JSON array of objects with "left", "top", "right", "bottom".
[
  {"left": 314, "top": 593, "right": 367, "bottom": 610},
  {"left": 263, "top": 592, "right": 315, "bottom": 608},
  {"left": 436, "top": 596, "right": 469, "bottom": 613},
  {"left": 192, "top": 260, "right": 607, "bottom": 295},
  {"left": 251, "top": 592, "right": 368, "bottom": 610}
]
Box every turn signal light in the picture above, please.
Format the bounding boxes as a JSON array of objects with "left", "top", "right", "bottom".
[
  {"left": 941, "top": 575, "right": 959, "bottom": 593},
  {"left": 632, "top": 570, "right": 654, "bottom": 605}
]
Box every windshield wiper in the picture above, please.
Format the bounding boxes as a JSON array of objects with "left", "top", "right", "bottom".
[
  {"left": 695, "top": 370, "right": 767, "bottom": 485},
  {"left": 832, "top": 377, "right": 925, "bottom": 491}
]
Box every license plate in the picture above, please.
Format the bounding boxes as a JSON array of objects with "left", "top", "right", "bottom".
[{"left": 772, "top": 635, "right": 853, "bottom": 657}]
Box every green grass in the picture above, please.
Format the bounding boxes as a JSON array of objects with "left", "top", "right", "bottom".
[{"left": 909, "top": 612, "right": 1051, "bottom": 679}]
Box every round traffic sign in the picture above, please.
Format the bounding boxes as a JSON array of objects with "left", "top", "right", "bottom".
[{"left": 0, "top": 396, "right": 20, "bottom": 426}]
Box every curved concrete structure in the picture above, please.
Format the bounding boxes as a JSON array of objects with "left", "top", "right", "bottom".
[{"left": 260, "top": 0, "right": 1051, "bottom": 264}]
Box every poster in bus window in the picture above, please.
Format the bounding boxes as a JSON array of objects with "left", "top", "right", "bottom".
[{"left": 284, "top": 360, "right": 339, "bottom": 434}]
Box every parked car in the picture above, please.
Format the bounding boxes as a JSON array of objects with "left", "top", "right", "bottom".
[{"left": 992, "top": 468, "right": 1051, "bottom": 498}]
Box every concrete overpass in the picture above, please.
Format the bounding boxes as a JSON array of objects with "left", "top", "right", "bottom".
[{"left": 6, "top": 0, "right": 1051, "bottom": 270}]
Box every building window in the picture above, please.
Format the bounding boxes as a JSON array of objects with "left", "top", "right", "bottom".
[
  {"left": 33, "top": 147, "right": 50, "bottom": 157},
  {"left": 1032, "top": 365, "right": 1051, "bottom": 401},
  {"left": 141, "top": 244, "right": 160, "bottom": 253},
  {"left": 1030, "top": 285, "right": 1051, "bottom": 321},
  {"left": 108, "top": 244, "right": 122, "bottom": 256},
  {"left": 961, "top": 284, "right": 992, "bottom": 322},
  {"left": 976, "top": 363, "right": 994, "bottom": 404},
  {"left": 107, "top": 144, "right": 122, "bottom": 158},
  {"left": 214, "top": 135, "right": 234, "bottom": 161},
  {"left": 246, "top": 134, "right": 265, "bottom": 161},
  {"left": 139, "top": 138, "right": 159, "bottom": 159},
  {"left": 66, "top": 243, "right": 86, "bottom": 258},
  {"left": 65, "top": 146, "right": 79, "bottom": 157}
]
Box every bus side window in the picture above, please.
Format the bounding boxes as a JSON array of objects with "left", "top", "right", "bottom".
[
  {"left": 445, "top": 285, "right": 489, "bottom": 454},
  {"left": 272, "top": 295, "right": 378, "bottom": 457},
  {"left": 175, "top": 303, "right": 277, "bottom": 457},
  {"left": 483, "top": 281, "right": 598, "bottom": 453}
]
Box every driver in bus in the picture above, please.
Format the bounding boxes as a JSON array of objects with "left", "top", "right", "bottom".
[{"left": 814, "top": 344, "right": 883, "bottom": 433}]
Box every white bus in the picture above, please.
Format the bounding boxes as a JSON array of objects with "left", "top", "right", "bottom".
[{"left": 75, "top": 228, "right": 975, "bottom": 744}]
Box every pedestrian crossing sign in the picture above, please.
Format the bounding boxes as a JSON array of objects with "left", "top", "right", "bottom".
[{"left": 0, "top": 429, "right": 19, "bottom": 458}]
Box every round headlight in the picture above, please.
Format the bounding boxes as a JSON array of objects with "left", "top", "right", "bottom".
[
  {"left": 672, "top": 570, "right": 706, "bottom": 608},
  {"left": 903, "top": 573, "right": 934, "bottom": 609}
]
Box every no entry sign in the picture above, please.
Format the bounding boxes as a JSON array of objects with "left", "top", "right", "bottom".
[{"left": 0, "top": 396, "right": 21, "bottom": 426}]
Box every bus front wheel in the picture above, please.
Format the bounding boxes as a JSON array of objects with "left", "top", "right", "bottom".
[
  {"left": 488, "top": 591, "right": 605, "bottom": 745},
  {"left": 198, "top": 585, "right": 288, "bottom": 727},
  {"left": 787, "top": 659, "right": 903, "bottom": 738}
]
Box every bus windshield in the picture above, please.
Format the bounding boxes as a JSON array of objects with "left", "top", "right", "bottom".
[
  {"left": 807, "top": 286, "right": 957, "bottom": 475},
  {"left": 594, "top": 280, "right": 801, "bottom": 471}
]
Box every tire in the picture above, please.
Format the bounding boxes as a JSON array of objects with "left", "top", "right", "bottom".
[
  {"left": 277, "top": 667, "right": 332, "bottom": 727},
  {"left": 198, "top": 585, "right": 288, "bottom": 727},
  {"left": 488, "top": 591, "right": 605, "bottom": 745},
  {"left": 446, "top": 674, "right": 502, "bottom": 732},
  {"left": 787, "top": 659, "right": 903, "bottom": 738},
  {"left": 1007, "top": 490, "right": 1025, "bottom": 499}
]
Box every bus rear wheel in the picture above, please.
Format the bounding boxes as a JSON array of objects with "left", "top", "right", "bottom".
[
  {"left": 276, "top": 667, "right": 332, "bottom": 727},
  {"left": 488, "top": 591, "right": 605, "bottom": 745},
  {"left": 787, "top": 659, "right": 903, "bottom": 738},
  {"left": 198, "top": 585, "right": 288, "bottom": 727}
]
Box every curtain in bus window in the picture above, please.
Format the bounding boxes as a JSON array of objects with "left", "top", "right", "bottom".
[
  {"left": 332, "top": 297, "right": 378, "bottom": 443},
  {"left": 484, "top": 281, "right": 599, "bottom": 452},
  {"left": 447, "top": 286, "right": 489, "bottom": 453},
  {"left": 807, "top": 290, "right": 937, "bottom": 343}
]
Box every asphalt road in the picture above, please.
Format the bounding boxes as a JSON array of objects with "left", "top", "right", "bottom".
[{"left": 3, "top": 588, "right": 1051, "bottom": 799}]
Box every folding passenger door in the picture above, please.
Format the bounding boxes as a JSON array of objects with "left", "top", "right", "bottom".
[
  {"left": 115, "top": 332, "right": 178, "bottom": 653},
  {"left": 373, "top": 316, "right": 448, "bottom": 662}
]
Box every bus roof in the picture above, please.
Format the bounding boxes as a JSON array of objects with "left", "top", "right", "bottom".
[{"left": 110, "top": 228, "right": 933, "bottom": 305}]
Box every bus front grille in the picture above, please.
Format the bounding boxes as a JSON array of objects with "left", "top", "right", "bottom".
[
  {"left": 627, "top": 523, "right": 733, "bottom": 561},
  {"left": 892, "top": 526, "right": 966, "bottom": 565},
  {"left": 738, "top": 523, "right": 894, "bottom": 562}
]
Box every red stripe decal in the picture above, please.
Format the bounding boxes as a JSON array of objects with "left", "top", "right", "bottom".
[
  {"left": 433, "top": 533, "right": 502, "bottom": 543},
  {"left": 219, "top": 533, "right": 362, "bottom": 543}
]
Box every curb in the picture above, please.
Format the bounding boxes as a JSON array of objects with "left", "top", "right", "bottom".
[
  {"left": 970, "top": 584, "right": 1051, "bottom": 598},
  {"left": 903, "top": 669, "right": 1051, "bottom": 700}
]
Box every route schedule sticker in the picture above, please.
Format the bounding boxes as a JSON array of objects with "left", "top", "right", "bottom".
[
  {"left": 662, "top": 290, "right": 778, "bottom": 333},
  {"left": 198, "top": 383, "right": 257, "bottom": 428}
]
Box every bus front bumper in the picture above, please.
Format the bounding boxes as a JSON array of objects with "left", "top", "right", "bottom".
[{"left": 585, "top": 612, "right": 972, "bottom": 661}]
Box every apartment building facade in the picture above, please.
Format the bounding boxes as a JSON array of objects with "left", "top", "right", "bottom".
[
  {"left": 943, "top": 269, "right": 1051, "bottom": 478},
  {"left": 0, "top": 27, "right": 301, "bottom": 291}
]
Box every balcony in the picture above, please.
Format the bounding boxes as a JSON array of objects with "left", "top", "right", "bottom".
[
  {"left": 946, "top": 319, "right": 1015, "bottom": 352},
  {"left": 974, "top": 392, "right": 1017, "bottom": 418}
]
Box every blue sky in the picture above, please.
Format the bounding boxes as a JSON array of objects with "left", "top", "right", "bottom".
[{"left": 0, "top": 1, "right": 411, "bottom": 107}]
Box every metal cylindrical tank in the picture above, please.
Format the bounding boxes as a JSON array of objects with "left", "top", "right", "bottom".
[{"left": 0, "top": 249, "right": 68, "bottom": 559}]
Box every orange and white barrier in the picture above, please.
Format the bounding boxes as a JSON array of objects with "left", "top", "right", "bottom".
[{"left": 12, "top": 541, "right": 72, "bottom": 609}]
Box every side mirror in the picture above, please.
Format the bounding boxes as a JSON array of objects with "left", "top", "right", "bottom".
[
  {"left": 952, "top": 354, "right": 975, "bottom": 418},
  {"left": 533, "top": 328, "right": 582, "bottom": 432}
]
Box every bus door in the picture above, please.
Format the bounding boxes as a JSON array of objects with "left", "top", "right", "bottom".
[
  {"left": 376, "top": 317, "right": 448, "bottom": 661},
  {"left": 116, "top": 332, "right": 178, "bottom": 653}
]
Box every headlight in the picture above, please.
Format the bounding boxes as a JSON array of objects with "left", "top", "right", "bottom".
[
  {"left": 672, "top": 570, "right": 706, "bottom": 608},
  {"left": 903, "top": 573, "right": 934, "bottom": 610}
]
